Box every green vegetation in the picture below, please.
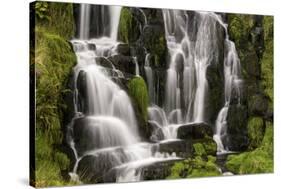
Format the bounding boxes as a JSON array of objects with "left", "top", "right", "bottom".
[
  {"left": 118, "top": 7, "right": 140, "bottom": 44},
  {"left": 128, "top": 76, "right": 149, "bottom": 121},
  {"left": 35, "top": 2, "right": 74, "bottom": 39},
  {"left": 261, "top": 16, "right": 273, "bottom": 107},
  {"left": 247, "top": 117, "right": 265, "bottom": 150},
  {"left": 228, "top": 14, "right": 254, "bottom": 47},
  {"left": 34, "top": 1, "right": 76, "bottom": 187},
  {"left": 167, "top": 156, "right": 221, "bottom": 179},
  {"left": 226, "top": 123, "right": 273, "bottom": 174}
]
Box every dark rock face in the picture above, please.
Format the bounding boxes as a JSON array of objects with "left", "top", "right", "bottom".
[
  {"left": 141, "top": 159, "right": 182, "bottom": 180},
  {"left": 177, "top": 122, "right": 213, "bottom": 140},
  {"left": 226, "top": 105, "right": 249, "bottom": 151},
  {"left": 158, "top": 140, "right": 192, "bottom": 158},
  {"left": 108, "top": 54, "right": 136, "bottom": 75},
  {"left": 77, "top": 150, "right": 128, "bottom": 183},
  {"left": 76, "top": 70, "right": 89, "bottom": 114},
  {"left": 249, "top": 94, "right": 269, "bottom": 117},
  {"left": 116, "top": 43, "right": 130, "bottom": 56}
]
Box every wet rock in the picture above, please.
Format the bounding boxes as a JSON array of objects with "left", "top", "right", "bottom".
[
  {"left": 177, "top": 122, "right": 213, "bottom": 140},
  {"left": 87, "top": 42, "right": 96, "bottom": 51},
  {"left": 116, "top": 43, "right": 130, "bottom": 56},
  {"left": 226, "top": 105, "right": 249, "bottom": 151},
  {"left": 158, "top": 140, "right": 192, "bottom": 158},
  {"left": 141, "top": 159, "right": 183, "bottom": 180},
  {"left": 108, "top": 54, "right": 135, "bottom": 75},
  {"left": 95, "top": 57, "right": 114, "bottom": 69},
  {"left": 76, "top": 70, "right": 89, "bottom": 114},
  {"left": 77, "top": 148, "right": 128, "bottom": 183}
]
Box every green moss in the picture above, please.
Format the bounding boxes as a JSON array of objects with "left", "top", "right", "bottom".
[
  {"left": 167, "top": 156, "right": 221, "bottom": 179},
  {"left": 228, "top": 14, "right": 254, "bottom": 46},
  {"left": 226, "top": 123, "right": 273, "bottom": 174},
  {"left": 33, "top": 2, "right": 76, "bottom": 187},
  {"left": 193, "top": 143, "right": 206, "bottom": 157},
  {"left": 195, "top": 137, "right": 217, "bottom": 156},
  {"left": 118, "top": 7, "right": 140, "bottom": 44},
  {"left": 247, "top": 117, "right": 265, "bottom": 150},
  {"left": 35, "top": 2, "right": 75, "bottom": 39},
  {"left": 128, "top": 76, "right": 149, "bottom": 121},
  {"left": 166, "top": 161, "right": 188, "bottom": 179},
  {"left": 261, "top": 16, "right": 273, "bottom": 107}
]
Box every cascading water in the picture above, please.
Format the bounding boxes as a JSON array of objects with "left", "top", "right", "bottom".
[
  {"left": 147, "top": 10, "right": 227, "bottom": 141},
  {"left": 68, "top": 4, "right": 180, "bottom": 183},
  {"left": 213, "top": 24, "right": 242, "bottom": 154},
  {"left": 79, "top": 4, "right": 91, "bottom": 39}
]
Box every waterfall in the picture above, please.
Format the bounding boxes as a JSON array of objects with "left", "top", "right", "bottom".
[
  {"left": 144, "top": 53, "right": 155, "bottom": 103},
  {"left": 109, "top": 6, "right": 122, "bottom": 40},
  {"left": 68, "top": 4, "right": 179, "bottom": 183},
  {"left": 213, "top": 34, "right": 242, "bottom": 154},
  {"left": 145, "top": 10, "right": 224, "bottom": 141},
  {"left": 133, "top": 57, "right": 140, "bottom": 76},
  {"left": 79, "top": 4, "right": 91, "bottom": 39}
]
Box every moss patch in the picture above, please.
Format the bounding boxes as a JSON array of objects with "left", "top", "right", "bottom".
[
  {"left": 226, "top": 123, "right": 273, "bottom": 174},
  {"left": 128, "top": 76, "right": 149, "bottom": 121},
  {"left": 118, "top": 7, "right": 140, "bottom": 44},
  {"left": 167, "top": 156, "right": 221, "bottom": 179},
  {"left": 261, "top": 16, "right": 273, "bottom": 107},
  {"left": 247, "top": 117, "right": 265, "bottom": 150}
]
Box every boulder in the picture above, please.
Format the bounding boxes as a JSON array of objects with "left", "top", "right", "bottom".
[
  {"left": 177, "top": 122, "right": 213, "bottom": 140},
  {"left": 141, "top": 159, "right": 182, "bottom": 180},
  {"left": 249, "top": 94, "right": 269, "bottom": 117},
  {"left": 116, "top": 43, "right": 130, "bottom": 56},
  {"left": 108, "top": 54, "right": 135, "bottom": 75},
  {"left": 158, "top": 139, "right": 192, "bottom": 158}
]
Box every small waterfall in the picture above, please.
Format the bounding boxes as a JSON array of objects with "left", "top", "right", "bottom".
[
  {"left": 133, "top": 57, "right": 140, "bottom": 76},
  {"left": 68, "top": 4, "right": 180, "bottom": 183},
  {"left": 79, "top": 4, "right": 91, "bottom": 39},
  {"left": 144, "top": 53, "right": 155, "bottom": 103},
  {"left": 212, "top": 15, "right": 242, "bottom": 154}
]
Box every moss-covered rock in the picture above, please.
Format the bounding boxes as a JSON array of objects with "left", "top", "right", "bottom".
[
  {"left": 127, "top": 76, "right": 150, "bottom": 137},
  {"left": 118, "top": 7, "right": 141, "bottom": 44},
  {"left": 33, "top": 1, "right": 77, "bottom": 187},
  {"left": 166, "top": 156, "right": 221, "bottom": 179},
  {"left": 128, "top": 76, "right": 149, "bottom": 120},
  {"left": 261, "top": 16, "right": 273, "bottom": 109},
  {"left": 247, "top": 117, "right": 265, "bottom": 150},
  {"left": 193, "top": 143, "right": 206, "bottom": 157},
  {"left": 226, "top": 123, "right": 273, "bottom": 174}
]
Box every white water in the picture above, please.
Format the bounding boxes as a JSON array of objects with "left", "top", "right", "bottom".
[
  {"left": 109, "top": 6, "right": 122, "bottom": 40},
  {"left": 79, "top": 4, "right": 91, "bottom": 39},
  {"left": 68, "top": 4, "right": 179, "bottom": 183},
  {"left": 146, "top": 11, "right": 225, "bottom": 141},
  {"left": 144, "top": 53, "right": 155, "bottom": 103}
]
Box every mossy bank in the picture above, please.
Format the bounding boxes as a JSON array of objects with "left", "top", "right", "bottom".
[{"left": 32, "top": 1, "right": 77, "bottom": 187}]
